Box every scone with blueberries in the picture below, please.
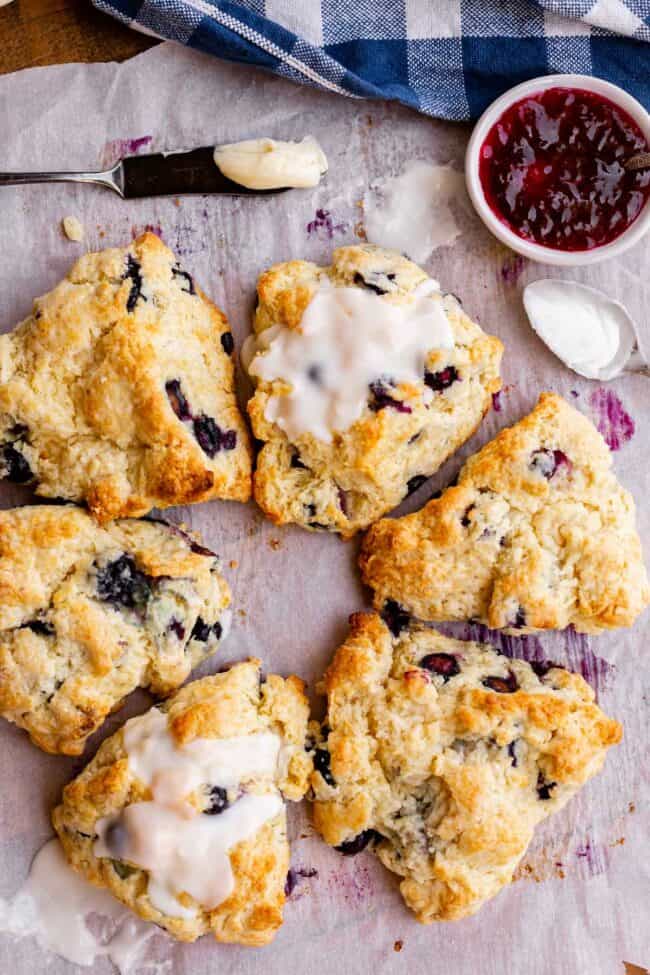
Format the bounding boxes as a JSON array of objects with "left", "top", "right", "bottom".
[
  {"left": 0, "top": 505, "right": 231, "bottom": 755},
  {"left": 310, "top": 612, "right": 621, "bottom": 922},
  {"left": 0, "top": 232, "right": 252, "bottom": 522},
  {"left": 361, "top": 392, "right": 649, "bottom": 633},
  {"left": 245, "top": 245, "right": 502, "bottom": 537},
  {"left": 53, "top": 660, "right": 312, "bottom": 946}
]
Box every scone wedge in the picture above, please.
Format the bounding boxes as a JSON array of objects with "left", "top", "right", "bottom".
[
  {"left": 310, "top": 612, "right": 621, "bottom": 922},
  {"left": 0, "top": 233, "right": 252, "bottom": 521},
  {"left": 0, "top": 505, "right": 231, "bottom": 754},
  {"left": 361, "top": 392, "right": 649, "bottom": 633},
  {"left": 246, "top": 245, "right": 502, "bottom": 537},
  {"left": 53, "top": 661, "right": 312, "bottom": 945}
]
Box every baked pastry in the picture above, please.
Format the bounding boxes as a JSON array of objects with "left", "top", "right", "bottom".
[
  {"left": 310, "top": 611, "right": 621, "bottom": 922},
  {"left": 53, "top": 660, "right": 312, "bottom": 945},
  {"left": 0, "top": 233, "right": 252, "bottom": 521},
  {"left": 245, "top": 245, "right": 502, "bottom": 537},
  {"left": 361, "top": 392, "right": 649, "bottom": 633},
  {"left": 0, "top": 505, "right": 231, "bottom": 755}
]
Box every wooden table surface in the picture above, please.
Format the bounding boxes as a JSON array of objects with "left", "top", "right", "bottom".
[{"left": 0, "top": 0, "right": 157, "bottom": 75}]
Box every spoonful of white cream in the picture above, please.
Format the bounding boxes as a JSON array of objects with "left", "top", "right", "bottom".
[{"left": 523, "top": 279, "right": 649, "bottom": 380}]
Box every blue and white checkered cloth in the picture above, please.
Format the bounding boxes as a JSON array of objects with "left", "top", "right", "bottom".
[{"left": 94, "top": 0, "right": 650, "bottom": 120}]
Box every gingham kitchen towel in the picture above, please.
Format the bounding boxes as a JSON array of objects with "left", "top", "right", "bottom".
[{"left": 94, "top": 0, "right": 650, "bottom": 119}]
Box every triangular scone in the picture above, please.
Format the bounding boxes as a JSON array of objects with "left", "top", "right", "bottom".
[
  {"left": 53, "top": 661, "right": 312, "bottom": 945},
  {"left": 361, "top": 393, "right": 649, "bottom": 633},
  {"left": 310, "top": 612, "right": 621, "bottom": 922},
  {"left": 246, "top": 245, "right": 502, "bottom": 537},
  {"left": 0, "top": 233, "right": 251, "bottom": 521},
  {"left": 0, "top": 505, "right": 232, "bottom": 754}
]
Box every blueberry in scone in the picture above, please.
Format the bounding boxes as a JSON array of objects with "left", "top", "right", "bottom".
[
  {"left": 361, "top": 392, "right": 649, "bottom": 633},
  {"left": 0, "top": 505, "right": 231, "bottom": 755},
  {"left": 0, "top": 233, "right": 252, "bottom": 522},
  {"left": 52, "top": 660, "right": 312, "bottom": 945},
  {"left": 310, "top": 612, "right": 621, "bottom": 922},
  {"left": 245, "top": 245, "right": 503, "bottom": 537}
]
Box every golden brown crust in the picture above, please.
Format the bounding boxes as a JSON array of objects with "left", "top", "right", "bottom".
[
  {"left": 53, "top": 661, "right": 311, "bottom": 945},
  {"left": 360, "top": 393, "right": 649, "bottom": 633},
  {"left": 0, "top": 505, "right": 231, "bottom": 754},
  {"left": 246, "top": 245, "right": 502, "bottom": 537},
  {"left": 0, "top": 233, "right": 252, "bottom": 521},
  {"left": 310, "top": 612, "right": 621, "bottom": 922}
]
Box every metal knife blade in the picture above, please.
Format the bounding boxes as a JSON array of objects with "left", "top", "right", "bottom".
[
  {"left": 120, "top": 146, "right": 286, "bottom": 198},
  {"left": 0, "top": 146, "right": 290, "bottom": 198}
]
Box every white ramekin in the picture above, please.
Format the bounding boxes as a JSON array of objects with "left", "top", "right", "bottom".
[{"left": 465, "top": 74, "right": 650, "bottom": 267}]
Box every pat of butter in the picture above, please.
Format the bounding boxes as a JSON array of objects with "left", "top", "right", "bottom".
[{"left": 213, "top": 136, "right": 327, "bottom": 190}]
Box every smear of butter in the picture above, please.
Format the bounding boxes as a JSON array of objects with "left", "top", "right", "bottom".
[
  {"left": 364, "top": 161, "right": 468, "bottom": 262},
  {"left": 214, "top": 136, "right": 327, "bottom": 190},
  {"left": 523, "top": 279, "right": 638, "bottom": 380}
]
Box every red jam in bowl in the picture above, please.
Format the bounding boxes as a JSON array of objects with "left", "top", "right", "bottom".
[{"left": 478, "top": 87, "right": 650, "bottom": 251}]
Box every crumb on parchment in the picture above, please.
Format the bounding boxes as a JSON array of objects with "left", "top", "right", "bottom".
[{"left": 61, "top": 216, "right": 84, "bottom": 242}]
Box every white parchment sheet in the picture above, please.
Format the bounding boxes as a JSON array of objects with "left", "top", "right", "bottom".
[{"left": 0, "top": 42, "right": 648, "bottom": 975}]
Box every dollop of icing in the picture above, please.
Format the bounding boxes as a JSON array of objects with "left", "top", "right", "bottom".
[{"left": 248, "top": 280, "right": 453, "bottom": 442}]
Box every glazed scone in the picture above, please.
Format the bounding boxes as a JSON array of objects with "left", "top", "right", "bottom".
[
  {"left": 53, "top": 660, "right": 312, "bottom": 945},
  {"left": 361, "top": 392, "right": 649, "bottom": 633},
  {"left": 0, "top": 233, "right": 252, "bottom": 521},
  {"left": 245, "top": 245, "right": 502, "bottom": 537},
  {"left": 0, "top": 505, "right": 231, "bottom": 755},
  {"left": 310, "top": 612, "right": 621, "bottom": 922}
]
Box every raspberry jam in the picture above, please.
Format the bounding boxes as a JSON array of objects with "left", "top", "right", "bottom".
[{"left": 479, "top": 87, "right": 650, "bottom": 251}]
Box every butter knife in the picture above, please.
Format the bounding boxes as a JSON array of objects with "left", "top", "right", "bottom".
[{"left": 0, "top": 146, "right": 287, "bottom": 197}]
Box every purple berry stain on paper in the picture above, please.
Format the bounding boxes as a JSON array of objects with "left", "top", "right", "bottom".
[
  {"left": 307, "top": 209, "right": 347, "bottom": 239},
  {"left": 574, "top": 841, "right": 605, "bottom": 873},
  {"left": 123, "top": 135, "right": 153, "bottom": 155},
  {"left": 449, "top": 623, "right": 614, "bottom": 698},
  {"left": 327, "top": 857, "right": 376, "bottom": 907},
  {"left": 589, "top": 388, "right": 635, "bottom": 451},
  {"left": 500, "top": 254, "right": 527, "bottom": 285},
  {"left": 563, "top": 627, "right": 615, "bottom": 698},
  {"left": 102, "top": 135, "right": 153, "bottom": 167},
  {"left": 284, "top": 866, "right": 318, "bottom": 899},
  {"left": 573, "top": 832, "right": 616, "bottom": 877}
]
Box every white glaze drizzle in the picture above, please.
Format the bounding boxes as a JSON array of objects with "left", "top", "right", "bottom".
[
  {"left": 364, "top": 161, "right": 468, "bottom": 261},
  {"left": 0, "top": 838, "right": 157, "bottom": 972},
  {"left": 248, "top": 280, "right": 453, "bottom": 442},
  {"left": 213, "top": 136, "right": 327, "bottom": 189},
  {"left": 95, "top": 708, "right": 284, "bottom": 918}
]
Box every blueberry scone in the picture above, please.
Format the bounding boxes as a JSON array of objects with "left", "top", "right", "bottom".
[
  {"left": 245, "top": 245, "right": 502, "bottom": 537},
  {"left": 361, "top": 392, "right": 649, "bottom": 633},
  {"left": 53, "top": 660, "right": 312, "bottom": 945},
  {"left": 0, "top": 233, "right": 252, "bottom": 521},
  {"left": 0, "top": 505, "right": 231, "bottom": 755},
  {"left": 310, "top": 612, "right": 621, "bottom": 922}
]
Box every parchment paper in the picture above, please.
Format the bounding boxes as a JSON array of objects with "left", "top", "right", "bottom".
[{"left": 0, "top": 42, "right": 648, "bottom": 975}]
